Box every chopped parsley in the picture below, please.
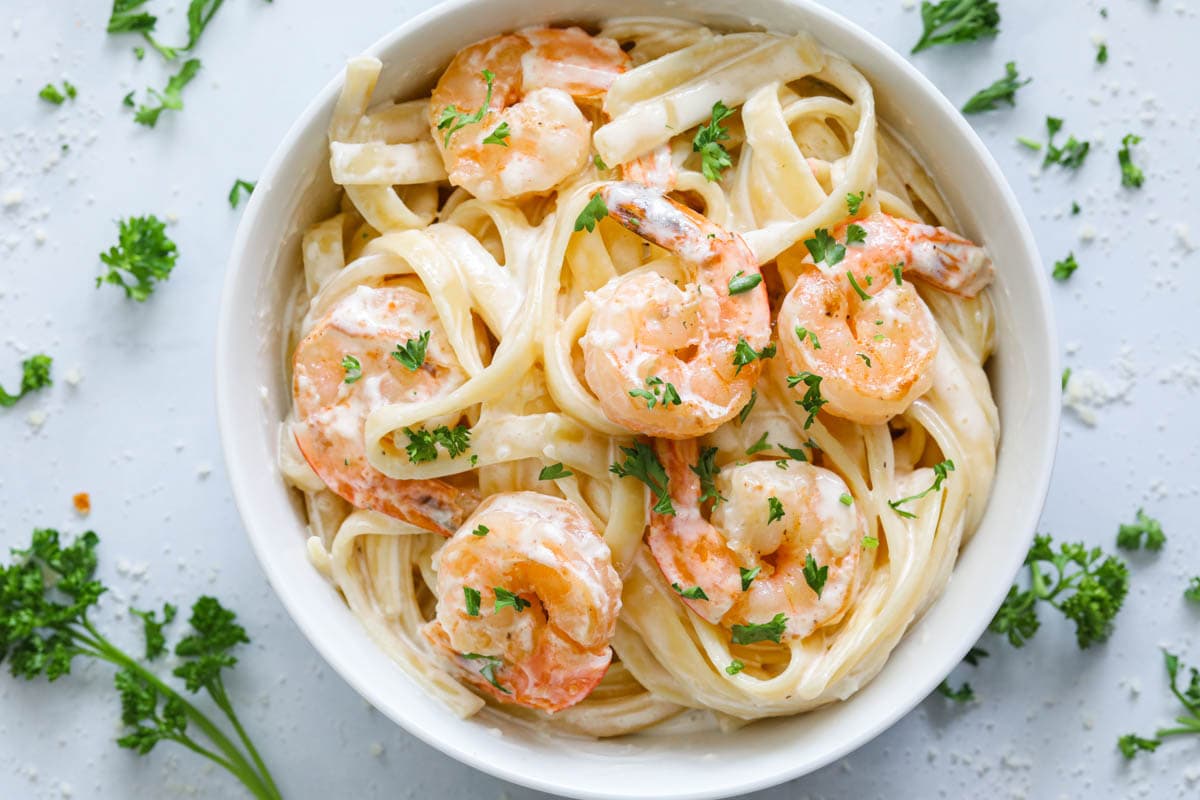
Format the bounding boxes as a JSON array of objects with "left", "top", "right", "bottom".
[
  {"left": 846, "top": 271, "right": 872, "bottom": 301},
  {"left": 1071, "top": 201, "right": 1081, "bottom": 215},
  {"left": 961, "top": 61, "right": 1030, "bottom": 114},
  {"left": 1184, "top": 577, "right": 1200, "bottom": 603},
  {"left": 470, "top": 524, "right": 489, "bottom": 537},
  {"left": 730, "top": 612, "right": 788, "bottom": 645},
  {"left": 574, "top": 193, "right": 609, "bottom": 232},
  {"left": 1016, "top": 136, "right": 1041, "bottom": 151},
  {"left": 227, "top": 179, "right": 255, "bottom": 209},
  {"left": 892, "top": 263, "right": 904, "bottom": 285},
  {"left": 593, "top": 154, "right": 608, "bottom": 171},
  {"left": 911, "top": 0, "right": 1001, "bottom": 54},
  {"left": 989, "top": 534, "right": 1129, "bottom": 649},
  {"left": 857, "top": 353, "right": 872, "bottom": 368},
  {"left": 1051, "top": 252, "right": 1079, "bottom": 281},
  {"left": 692, "top": 100, "right": 734, "bottom": 182},
  {"left": 737, "top": 389, "right": 758, "bottom": 425},
  {"left": 839, "top": 493, "right": 853, "bottom": 506},
  {"left": 862, "top": 535, "right": 879, "bottom": 549},
  {"left": 672, "top": 584, "right": 709, "bottom": 601},
  {"left": 845, "top": 223, "right": 867, "bottom": 246},
  {"left": 728, "top": 271, "right": 763, "bottom": 295},
  {"left": 778, "top": 443, "right": 808, "bottom": 462},
  {"left": 691, "top": 446, "right": 726, "bottom": 506},
  {"left": 804, "top": 228, "right": 846, "bottom": 267},
  {"left": 482, "top": 121, "right": 510, "bottom": 146},
  {"left": 461, "top": 653, "right": 509, "bottom": 694},
  {"left": 493, "top": 587, "right": 530, "bottom": 613},
  {"left": 538, "top": 463, "right": 574, "bottom": 481},
  {"left": 795, "top": 326, "right": 821, "bottom": 350},
  {"left": 1041, "top": 117, "right": 1090, "bottom": 169},
  {"left": 1061, "top": 367, "right": 1072, "bottom": 391},
  {"left": 740, "top": 566, "right": 760, "bottom": 591},
  {"left": 402, "top": 424, "right": 471, "bottom": 463},
  {"left": 888, "top": 459, "right": 955, "bottom": 518},
  {"left": 133, "top": 58, "right": 202, "bottom": 128},
  {"left": 803, "top": 553, "right": 828, "bottom": 598},
  {"left": 732, "top": 337, "right": 776, "bottom": 374},
  {"left": 391, "top": 331, "right": 431, "bottom": 371},
  {"left": 746, "top": 431, "right": 771, "bottom": 456},
  {"left": 463, "top": 587, "right": 481, "bottom": 616},
  {"left": 0, "top": 354, "right": 53, "bottom": 408},
  {"left": 787, "top": 371, "right": 827, "bottom": 429},
  {"left": 725, "top": 659, "right": 745, "bottom": 675},
  {"left": 1115, "top": 508, "right": 1165, "bottom": 551},
  {"left": 97, "top": 215, "right": 178, "bottom": 301},
  {"left": 38, "top": 81, "right": 77, "bottom": 105},
  {"left": 340, "top": 355, "right": 362, "bottom": 384},
  {"left": 846, "top": 191, "right": 865, "bottom": 215},
  {"left": 1118, "top": 133, "right": 1145, "bottom": 188},
  {"left": 1117, "top": 649, "right": 1200, "bottom": 759},
  {"left": 767, "top": 497, "right": 785, "bottom": 525},
  {"left": 629, "top": 376, "right": 681, "bottom": 410},
  {"left": 936, "top": 680, "right": 975, "bottom": 703},
  {"left": 1096, "top": 42, "right": 1108, "bottom": 64},
  {"left": 436, "top": 69, "right": 494, "bottom": 146},
  {"left": 611, "top": 441, "right": 674, "bottom": 515}
]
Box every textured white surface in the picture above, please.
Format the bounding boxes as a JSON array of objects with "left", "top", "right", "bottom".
[{"left": 0, "top": 1, "right": 1197, "bottom": 799}]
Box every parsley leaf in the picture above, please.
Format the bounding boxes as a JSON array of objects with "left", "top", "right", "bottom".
[
  {"left": 1062, "top": 367, "right": 1072, "bottom": 391},
  {"left": 97, "top": 215, "right": 178, "bottom": 301},
  {"left": 936, "top": 680, "right": 975, "bottom": 703},
  {"left": 732, "top": 337, "right": 776, "bottom": 374},
  {"left": 1184, "top": 577, "right": 1200, "bottom": 603},
  {"left": 911, "top": 0, "right": 1001, "bottom": 54},
  {"left": 728, "top": 270, "right": 763, "bottom": 295},
  {"left": 482, "top": 121, "right": 510, "bottom": 146},
  {"left": 795, "top": 326, "right": 821, "bottom": 350},
  {"left": 846, "top": 191, "right": 865, "bottom": 215},
  {"left": 693, "top": 101, "right": 734, "bottom": 182},
  {"left": 436, "top": 70, "right": 495, "bottom": 146},
  {"left": 1117, "top": 649, "right": 1200, "bottom": 759},
  {"left": 778, "top": 444, "right": 808, "bottom": 462},
  {"left": 1118, "top": 133, "right": 1145, "bottom": 188},
  {"left": 130, "top": 603, "right": 177, "bottom": 660},
  {"left": 730, "top": 613, "right": 788, "bottom": 645},
  {"left": 725, "top": 659, "right": 745, "bottom": 675},
  {"left": 461, "top": 653, "right": 510, "bottom": 694},
  {"left": 463, "top": 587, "right": 481, "bottom": 616},
  {"left": 341, "top": 355, "right": 362, "bottom": 384},
  {"left": 862, "top": 535, "right": 879, "bottom": 549},
  {"left": 737, "top": 389, "right": 757, "bottom": 425},
  {"left": 470, "top": 525, "right": 489, "bottom": 537},
  {"left": 391, "top": 331, "right": 431, "bottom": 371},
  {"left": 39, "top": 82, "right": 77, "bottom": 105},
  {"left": 538, "top": 463, "right": 573, "bottom": 481},
  {"left": 1115, "top": 508, "right": 1165, "bottom": 551},
  {"left": 133, "top": 58, "right": 201, "bottom": 128},
  {"left": 745, "top": 431, "right": 771, "bottom": 456},
  {"left": 672, "top": 584, "right": 709, "bottom": 601},
  {"left": 845, "top": 223, "right": 867, "bottom": 246},
  {"left": 887, "top": 460, "right": 955, "bottom": 518},
  {"left": 803, "top": 553, "right": 828, "bottom": 598},
  {"left": 574, "top": 193, "right": 609, "bottom": 233},
  {"left": 1096, "top": 42, "right": 1108, "bottom": 64},
  {"left": 989, "top": 534, "right": 1129, "bottom": 649},
  {"left": 767, "top": 496, "right": 785, "bottom": 525},
  {"left": 691, "top": 446, "right": 726, "bottom": 506},
  {"left": 0, "top": 354, "right": 53, "bottom": 408},
  {"left": 1040, "top": 117, "right": 1090, "bottom": 169},
  {"left": 961, "top": 61, "right": 1030, "bottom": 114},
  {"left": 227, "top": 179, "right": 255, "bottom": 209},
  {"left": 846, "top": 271, "right": 872, "bottom": 301},
  {"left": 804, "top": 228, "right": 846, "bottom": 266},
  {"left": 611, "top": 441, "right": 674, "bottom": 515},
  {"left": 740, "top": 566, "right": 761, "bottom": 591},
  {"left": 402, "top": 424, "right": 471, "bottom": 463},
  {"left": 787, "top": 371, "right": 827, "bottom": 429},
  {"left": 1051, "top": 252, "right": 1079, "bottom": 281},
  {"left": 493, "top": 587, "right": 531, "bottom": 614}
]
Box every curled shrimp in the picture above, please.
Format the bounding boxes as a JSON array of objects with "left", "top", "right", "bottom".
[
  {"left": 649, "top": 440, "right": 869, "bottom": 639},
  {"left": 775, "top": 211, "right": 994, "bottom": 425},
  {"left": 292, "top": 285, "right": 474, "bottom": 534},
  {"left": 581, "top": 182, "right": 771, "bottom": 438},
  {"left": 422, "top": 492, "right": 622, "bottom": 712},
  {"left": 430, "top": 27, "right": 630, "bottom": 201}
]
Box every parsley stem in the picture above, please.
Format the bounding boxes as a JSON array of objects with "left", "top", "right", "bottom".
[{"left": 209, "top": 677, "right": 282, "bottom": 799}]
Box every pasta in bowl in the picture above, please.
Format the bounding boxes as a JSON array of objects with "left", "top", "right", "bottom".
[{"left": 218, "top": 0, "right": 1057, "bottom": 796}]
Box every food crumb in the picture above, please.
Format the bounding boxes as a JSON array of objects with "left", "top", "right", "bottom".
[
  {"left": 72, "top": 492, "right": 91, "bottom": 516},
  {"left": 368, "top": 742, "right": 384, "bottom": 757},
  {"left": 64, "top": 366, "right": 82, "bottom": 385},
  {"left": 26, "top": 409, "right": 47, "bottom": 428}
]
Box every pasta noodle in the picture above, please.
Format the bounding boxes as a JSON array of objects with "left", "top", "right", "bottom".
[{"left": 277, "top": 19, "right": 999, "bottom": 737}]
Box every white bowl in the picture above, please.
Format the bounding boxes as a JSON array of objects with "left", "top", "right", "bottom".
[{"left": 215, "top": 1, "right": 1059, "bottom": 797}]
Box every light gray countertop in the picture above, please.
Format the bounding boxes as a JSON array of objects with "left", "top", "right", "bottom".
[{"left": 1, "top": 1, "right": 1197, "bottom": 798}]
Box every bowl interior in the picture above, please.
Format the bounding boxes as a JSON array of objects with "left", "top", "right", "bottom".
[{"left": 216, "top": 1, "right": 1058, "bottom": 797}]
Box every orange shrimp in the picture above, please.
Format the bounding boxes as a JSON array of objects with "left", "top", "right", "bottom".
[
  {"left": 292, "top": 285, "right": 474, "bottom": 535},
  {"left": 581, "top": 182, "right": 772, "bottom": 438},
  {"left": 430, "top": 27, "right": 630, "bottom": 201},
  {"left": 422, "top": 492, "right": 622, "bottom": 712}
]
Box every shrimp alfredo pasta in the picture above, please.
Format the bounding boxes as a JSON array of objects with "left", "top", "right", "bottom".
[{"left": 278, "top": 20, "right": 999, "bottom": 736}]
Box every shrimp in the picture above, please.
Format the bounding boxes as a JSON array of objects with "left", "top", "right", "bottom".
[
  {"left": 430, "top": 27, "right": 631, "bottom": 201},
  {"left": 621, "top": 143, "right": 677, "bottom": 191},
  {"left": 649, "top": 439, "right": 869, "bottom": 640},
  {"left": 581, "top": 182, "right": 772, "bottom": 439},
  {"left": 422, "top": 492, "right": 622, "bottom": 712},
  {"left": 292, "top": 285, "right": 474, "bottom": 535},
  {"left": 775, "top": 211, "right": 993, "bottom": 425}
]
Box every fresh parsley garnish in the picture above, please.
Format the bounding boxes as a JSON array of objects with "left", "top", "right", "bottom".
[
  {"left": 1118, "top": 133, "right": 1145, "bottom": 188},
  {"left": 730, "top": 613, "right": 788, "bottom": 645},
  {"left": 97, "top": 215, "right": 178, "bottom": 301},
  {"left": 611, "top": 441, "right": 674, "bottom": 515},
  {"left": 629, "top": 376, "right": 681, "bottom": 409},
  {"left": 228, "top": 179, "right": 255, "bottom": 209},
  {"left": 737, "top": 389, "right": 757, "bottom": 425},
  {"left": 38, "top": 81, "right": 77, "bottom": 105},
  {"left": 574, "top": 193, "right": 608, "bottom": 233},
  {"left": 767, "top": 496, "right": 785, "bottom": 525},
  {"left": 493, "top": 587, "right": 531, "bottom": 614},
  {"left": 739, "top": 566, "right": 760, "bottom": 591},
  {"left": 538, "top": 463, "right": 573, "bottom": 481},
  {"left": 691, "top": 446, "right": 726, "bottom": 506},
  {"left": 839, "top": 493, "right": 853, "bottom": 506},
  {"left": 1184, "top": 577, "right": 1200, "bottom": 603},
  {"left": 436, "top": 69, "right": 494, "bottom": 146},
  {"left": 936, "top": 680, "right": 975, "bottom": 703},
  {"left": 482, "top": 121, "right": 510, "bottom": 146},
  {"left": 911, "top": 0, "right": 1001, "bottom": 54},
  {"left": 672, "top": 584, "right": 709, "bottom": 601},
  {"left": 340, "top": 355, "right": 362, "bottom": 384},
  {"left": 402, "top": 424, "right": 471, "bottom": 463},
  {"left": 961, "top": 61, "right": 1030, "bottom": 114},
  {"left": 1061, "top": 367, "right": 1071, "bottom": 391},
  {"left": 862, "top": 535, "right": 879, "bottom": 549},
  {"left": 1116, "top": 508, "right": 1165, "bottom": 551},
  {"left": 1041, "top": 117, "right": 1090, "bottom": 169},
  {"left": 803, "top": 553, "right": 828, "bottom": 598},
  {"left": 1051, "top": 252, "right": 1079, "bottom": 281},
  {"left": 846, "top": 191, "right": 865, "bottom": 215},
  {"left": 1117, "top": 650, "right": 1200, "bottom": 759},
  {"left": 887, "top": 460, "right": 955, "bottom": 518},
  {"left": 391, "top": 331, "right": 431, "bottom": 371},
  {"left": 845, "top": 223, "right": 867, "bottom": 246},
  {"left": 804, "top": 228, "right": 845, "bottom": 267},
  {"left": 593, "top": 154, "right": 608, "bottom": 171},
  {"left": 132, "top": 58, "right": 201, "bottom": 128},
  {"left": 0, "top": 354, "right": 53, "bottom": 408},
  {"left": 1096, "top": 42, "right": 1108, "bottom": 64},
  {"left": 461, "top": 653, "right": 509, "bottom": 694},
  {"left": 463, "top": 587, "right": 481, "bottom": 616},
  {"left": 725, "top": 659, "right": 745, "bottom": 675},
  {"left": 795, "top": 326, "right": 821, "bottom": 350},
  {"left": 470, "top": 524, "right": 489, "bottom": 537},
  {"left": 0, "top": 529, "right": 282, "bottom": 799},
  {"left": 732, "top": 337, "right": 775, "bottom": 374},
  {"left": 728, "top": 271, "right": 763, "bottom": 295},
  {"left": 787, "top": 371, "right": 827, "bottom": 429},
  {"left": 693, "top": 100, "right": 734, "bottom": 182},
  {"left": 746, "top": 431, "right": 771, "bottom": 455},
  {"left": 846, "top": 271, "right": 872, "bottom": 301},
  {"left": 778, "top": 443, "right": 808, "bottom": 462},
  {"left": 989, "top": 534, "right": 1129, "bottom": 649}
]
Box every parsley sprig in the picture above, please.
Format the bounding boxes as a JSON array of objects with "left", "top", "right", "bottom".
[
  {"left": 690, "top": 446, "right": 726, "bottom": 506},
  {"left": 133, "top": 58, "right": 202, "bottom": 128},
  {"left": 1118, "top": 650, "right": 1200, "bottom": 759},
  {"left": 787, "top": 372, "right": 827, "bottom": 429},
  {"left": 1115, "top": 508, "right": 1165, "bottom": 551},
  {"left": 97, "top": 215, "right": 179, "bottom": 301},
  {"left": 436, "top": 69, "right": 495, "bottom": 146},
  {"left": 693, "top": 101, "right": 734, "bottom": 182},
  {"left": 1118, "top": 133, "right": 1145, "bottom": 188},
  {"left": 730, "top": 613, "right": 788, "bottom": 645},
  {"left": 989, "top": 534, "right": 1129, "bottom": 649},
  {"left": 1051, "top": 252, "right": 1079, "bottom": 281},
  {"left": 0, "top": 529, "right": 282, "bottom": 799},
  {"left": 391, "top": 331, "right": 431, "bottom": 372},
  {"left": 911, "top": 0, "right": 1000, "bottom": 54},
  {"left": 611, "top": 441, "right": 674, "bottom": 515},
  {"left": 228, "top": 179, "right": 255, "bottom": 209},
  {"left": 887, "top": 460, "right": 955, "bottom": 518},
  {"left": 1, "top": 354, "right": 53, "bottom": 408},
  {"left": 403, "top": 424, "right": 471, "bottom": 463},
  {"left": 961, "top": 61, "right": 1030, "bottom": 114},
  {"left": 732, "top": 338, "right": 776, "bottom": 374}
]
